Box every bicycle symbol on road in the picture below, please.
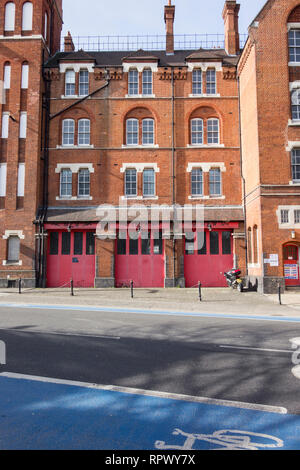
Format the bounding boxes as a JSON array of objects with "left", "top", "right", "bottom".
[{"left": 155, "top": 428, "right": 284, "bottom": 450}]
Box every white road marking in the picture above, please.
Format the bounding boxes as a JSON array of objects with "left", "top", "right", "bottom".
[
  {"left": 0, "top": 372, "right": 287, "bottom": 414},
  {"left": 219, "top": 345, "right": 292, "bottom": 354}
]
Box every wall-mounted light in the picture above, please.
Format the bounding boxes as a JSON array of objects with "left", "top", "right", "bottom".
[
  {"left": 208, "top": 223, "right": 212, "bottom": 232},
  {"left": 67, "top": 224, "right": 72, "bottom": 233},
  {"left": 291, "top": 230, "right": 296, "bottom": 239}
]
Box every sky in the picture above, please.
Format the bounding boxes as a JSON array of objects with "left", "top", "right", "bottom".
[{"left": 61, "top": 0, "right": 267, "bottom": 38}]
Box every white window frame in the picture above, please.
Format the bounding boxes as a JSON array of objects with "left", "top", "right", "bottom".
[
  {"left": 191, "top": 118, "right": 203, "bottom": 145},
  {"left": 21, "top": 63, "right": 29, "bottom": 89},
  {"left": 22, "top": 2, "right": 33, "bottom": 31},
  {"left": 192, "top": 69, "right": 202, "bottom": 95},
  {"left": 62, "top": 119, "right": 75, "bottom": 146},
  {"left": 191, "top": 168, "right": 203, "bottom": 196},
  {"left": 3, "top": 64, "right": 11, "bottom": 90},
  {"left": 207, "top": 118, "right": 220, "bottom": 144},
  {"left": 142, "top": 118, "right": 154, "bottom": 146},
  {"left": 1, "top": 112, "right": 9, "bottom": 139},
  {"left": 78, "top": 119, "right": 90, "bottom": 146},
  {"left": 124, "top": 168, "right": 137, "bottom": 197},
  {"left": 143, "top": 168, "right": 155, "bottom": 197},
  {"left": 65, "top": 70, "right": 76, "bottom": 97},
  {"left": 289, "top": 29, "right": 300, "bottom": 64},
  {"left": 206, "top": 68, "right": 217, "bottom": 95},
  {"left": 209, "top": 168, "right": 222, "bottom": 196},
  {"left": 128, "top": 69, "right": 139, "bottom": 96},
  {"left": 60, "top": 168, "right": 72, "bottom": 198},
  {"left": 19, "top": 112, "right": 27, "bottom": 139},
  {"left": 17, "top": 163, "right": 25, "bottom": 197},
  {"left": 142, "top": 69, "right": 152, "bottom": 96},
  {"left": 126, "top": 118, "right": 139, "bottom": 146},
  {"left": 0, "top": 163, "right": 7, "bottom": 197},
  {"left": 79, "top": 70, "right": 89, "bottom": 96},
  {"left": 4, "top": 2, "right": 15, "bottom": 32},
  {"left": 78, "top": 168, "right": 90, "bottom": 198}
]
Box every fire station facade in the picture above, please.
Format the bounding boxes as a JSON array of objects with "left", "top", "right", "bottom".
[{"left": 1, "top": 0, "right": 300, "bottom": 293}]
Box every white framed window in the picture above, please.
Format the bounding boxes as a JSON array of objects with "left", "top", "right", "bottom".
[
  {"left": 7, "top": 236, "right": 20, "bottom": 263},
  {"left": 21, "top": 63, "right": 29, "bottom": 89},
  {"left": 3, "top": 63, "right": 11, "bottom": 90},
  {"left": 291, "top": 89, "right": 300, "bottom": 120},
  {"left": 78, "top": 119, "right": 90, "bottom": 146},
  {"left": 125, "top": 168, "right": 137, "bottom": 196},
  {"left": 289, "top": 30, "right": 300, "bottom": 63},
  {"left": 44, "top": 12, "right": 48, "bottom": 41},
  {"left": 209, "top": 168, "right": 221, "bottom": 196},
  {"left": 142, "top": 69, "right": 152, "bottom": 95},
  {"left": 0, "top": 163, "right": 7, "bottom": 197},
  {"left": 192, "top": 69, "right": 202, "bottom": 95},
  {"left": 22, "top": 2, "right": 33, "bottom": 31},
  {"left": 126, "top": 118, "right": 139, "bottom": 146},
  {"left": 128, "top": 69, "right": 139, "bottom": 95},
  {"left": 65, "top": 70, "right": 76, "bottom": 96},
  {"left": 281, "top": 209, "right": 289, "bottom": 224},
  {"left": 60, "top": 168, "right": 72, "bottom": 198},
  {"left": 62, "top": 119, "right": 75, "bottom": 146},
  {"left": 79, "top": 70, "right": 89, "bottom": 96},
  {"left": 191, "top": 118, "right": 203, "bottom": 145},
  {"left": 142, "top": 118, "right": 154, "bottom": 145},
  {"left": 4, "top": 2, "right": 15, "bottom": 31},
  {"left": 291, "top": 148, "right": 300, "bottom": 182},
  {"left": 191, "top": 168, "right": 203, "bottom": 196},
  {"left": 206, "top": 69, "right": 216, "bottom": 94},
  {"left": 78, "top": 168, "right": 90, "bottom": 198},
  {"left": 17, "top": 163, "right": 25, "bottom": 197},
  {"left": 19, "top": 112, "right": 27, "bottom": 139},
  {"left": 143, "top": 168, "right": 155, "bottom": 196},
  {"left": 294, "top": 209, "right": 300, "bottom": 224},
  {"left": 207, "top": 118, "right": 219, "bottom": 144},
  {"left": 1, "top": 113, "right": 9, "bottom": 138}
]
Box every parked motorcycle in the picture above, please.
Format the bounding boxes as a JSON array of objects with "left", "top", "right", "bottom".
[{"left": 224, "top": 269, "right": 243, "bottom": 292}]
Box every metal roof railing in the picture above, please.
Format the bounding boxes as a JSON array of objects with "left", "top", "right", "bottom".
[{"left": 61, "top": 33, "right": 248, "bottom": 52}]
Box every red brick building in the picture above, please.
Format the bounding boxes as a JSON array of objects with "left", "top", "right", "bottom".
[
  {"left": 1, "top": 0, "right": 298, "bottom": 293},
  {"left": 239, "top": 0, "right": 300, "bottom": 293}
]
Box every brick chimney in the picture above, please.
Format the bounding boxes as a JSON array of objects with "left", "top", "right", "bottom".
[
  {"left": 222, "top": 0, "right": 240, "bottom": 55},
  {"left": 64, "top": 31, "right": 75, "bottom": 52},
  {"left": 164, "top": 1, "right": 175, "bottom": 55}
]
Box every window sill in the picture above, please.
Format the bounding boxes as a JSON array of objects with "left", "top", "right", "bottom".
[
  {"left": 188, "top": 93, "right": 220, "bottom": 98},
  {"left": 288, "top": 119, "right": 300, "bottom": 126},
  {"left": 122, "top": 144, "right": 159, "bottom": 149},
  {"left": 56, "top": 145, "right": 94, "bottom": 149},
  {"left": 56, "top": 196, "right": 93, "bottom": 201},
  {"left": 289, "top": 180, "right": 300, "bottom": 185},
  {"left": 289, "top": 62, "right": 300, "bottom": 67},
  {"left": 188, "top": 195, "right": 209, "bottom": 200},
  {"left": 121, "top": 195, "right": 158, "bottom": 200},
  {"left": 2, "top": 260, "right": 22, "bottom": 266},
  {"left": 125, "top": 94, "right": 156, "bottom": 98},
  {"left": 187, "top": 144, "right": 224, "bottom": 148}
]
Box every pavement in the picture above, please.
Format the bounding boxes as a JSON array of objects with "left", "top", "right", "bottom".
[{"left": 0, "top": 286, "right": 300, "bottom": 318}]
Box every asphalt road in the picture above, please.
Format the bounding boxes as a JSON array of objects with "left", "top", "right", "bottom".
[{"left": 0, "top": 305, "right": 299, "bottom": 414}]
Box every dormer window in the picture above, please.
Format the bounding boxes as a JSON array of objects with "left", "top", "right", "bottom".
[
  {"left": 128, "top": 69, "right": 139, "bottom": 96},
  {"left": 79, "top": 70, "right": 89, "bottom": 96},
  {"left": 142, "top": 69, "right": 152, "bottom": 95},
  {"left": 192, "top": 69, "right": 202, "bottom": 95},
  {"left": 65, "top": 70, "right": 76, "bottom": 96},
  {"left": 206, "top": 69, "right": 216, "bottom": 95}
]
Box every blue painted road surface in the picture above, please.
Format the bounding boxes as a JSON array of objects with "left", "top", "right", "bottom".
[{"left": 0, "top": 373, "right": 299, "bottom": 450}]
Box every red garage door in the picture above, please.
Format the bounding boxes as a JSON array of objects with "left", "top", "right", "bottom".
[
  {"left": 47, "top": 230, "right": 96, "bottom": 288},
  {"left": 115, "top": 231, "right": 164, "bottom": 288},
  {"left": 184, "top": 230, "right": 234, "bottom": 287}
]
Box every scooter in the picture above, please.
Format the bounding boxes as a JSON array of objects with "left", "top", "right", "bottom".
[{"left": 224, "top": 269, "right": 243, "bottom": 292}]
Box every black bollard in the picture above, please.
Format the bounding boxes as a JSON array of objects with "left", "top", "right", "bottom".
[
  {"left": 19, "top": 278, "right": 22, "bottom": 294},
  {"left": 198, "top": 281, "right": 202, "bottom": 302},
  {"left": 278, "top": 282, "right": 282, "bottom": 305},
  {"left": 131, "top": 280, "right": 134, "bottom": 299},
  {"left": 70, "top": 279, "right": 74, "bottom": 296}
]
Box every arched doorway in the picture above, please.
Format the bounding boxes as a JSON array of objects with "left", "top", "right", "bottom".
[{"left": 283, "top": 243, "right": 300, "bottom": 287}]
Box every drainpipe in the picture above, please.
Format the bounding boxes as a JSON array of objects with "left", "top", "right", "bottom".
[
  {"left": 171, "top": 67, "right": 176, "bottom": 286},
  {"left": 237, "top": 74, "right": 248, "bottom": 277}
]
